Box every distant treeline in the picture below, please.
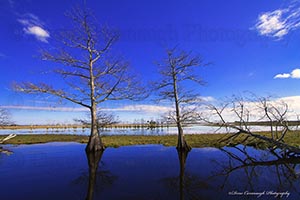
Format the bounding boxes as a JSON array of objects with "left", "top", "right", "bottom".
[
  {"left": 3, "top": 121, "right": 299, "bottom": 130},
  {"left": 0, "top": 122, "right": 176, "bottom": 130}
]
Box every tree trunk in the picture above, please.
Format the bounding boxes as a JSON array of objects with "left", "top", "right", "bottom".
[
  {"left": 86, "top": 106, "right": 105, "bottom": 152},
  {"left": 239, "top": 129, "right": 300, "bottom": 154},
  {"left": 172, "top": 70, "right": 191, "bottom": 152},
  {"left": 177, "top": 148, "right": 189, "bottom": 200},
  {"left": 85, "top": 150, "right": 104, "bottom": 200},
  {"left": 176, "top": 123, "right": 191, "bottom": 152},
  {"left": 86, "top": 57, "right": 105, "bottom": 152}
]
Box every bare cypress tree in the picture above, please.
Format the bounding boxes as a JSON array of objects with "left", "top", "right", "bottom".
[
  {"left": 153, "top": 47, "right": 207, "bottom": 152},
  {"left": 14, "top": 7, "right": 143, "bottom": 152}
]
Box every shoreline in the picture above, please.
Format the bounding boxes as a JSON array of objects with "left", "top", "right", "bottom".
[
  {"left": 0, "top": 124, "right": 177, "bottom": 130},
  {"left": 1, "top": 132, "right": 300, "bottom": 148}
]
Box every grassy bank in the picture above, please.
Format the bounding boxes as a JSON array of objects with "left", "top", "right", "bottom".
[{"left": 1, "top": 131, "right": 300, "bottom": 148}]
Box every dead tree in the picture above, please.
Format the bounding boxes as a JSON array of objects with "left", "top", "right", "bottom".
[
  {"left": 0, "top": 134, "right": 17, "bottom": 144},
  {"left": 200, "top": 95, "right": 300, "bottom": 154},
  {"left": 13, "top": 7, "right": 143, "bottom": 152},
  {"left": 153, "top": 47, "right": 207, "bottom": 152},
  {"left": 0, "top": 109, "right": 16, "bottom": 153}
]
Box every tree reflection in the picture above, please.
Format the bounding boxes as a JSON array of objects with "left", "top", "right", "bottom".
[
  {"left": 162, "top": 149, "right": 210, "bottom": 200},
  {"left": 86, "top": 150, "right": 103, "bottom": 200},
  {"left": 162, "top": 146, "right": 300, "bottom": 199},
  {"left": 0, "top": 134, "right": 16, "bottom": 156},
  {"left": 72, "top": 150, "right": 117, "bottom": 200},
  {"left": 0, "top": 147, "right": 13, "bottom": 155},
  {"left": 210, "top": 145, "right": 300, "bottom": 196},
  {"left": 178, "top": 149, "right": 188, "bottom": 200}
]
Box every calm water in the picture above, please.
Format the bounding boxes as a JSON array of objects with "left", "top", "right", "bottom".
[
  {"left": 1, "top": 143, "right": 300, "bottom": 200},
  {"left": 0, "top": 125, "right": 274, "bottom": 135}
]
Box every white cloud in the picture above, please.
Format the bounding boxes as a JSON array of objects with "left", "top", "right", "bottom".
[
  {"left": 201, "top": 96, "right": 216, "bottom": 102},
  {"left": 291, "top": 68, "right": 300, "bottom": 78},
  {"left": 103, "top": 105, "right": 172, "bottom": 113},
  {"left": 23, "top": 26, "right": 50, "bottom": 42},
  {"left": 18, "top": 13, "right": 50, "bottom": 43},
  {"left": 254, "top": 2, "right": 300, "bottom": 39},
  {"left": 201, "top": 95, "right": 300, "bottom": 124},
  {"left": 3, "top": 96, "right": 300, "bottom": 124},
  {"left": 274, "top": 29, "right": 288, "bottom": 37},
  {"left": 274, "top": 73, "right": 291, "bottom": 79},
  {"left": 274, "top": 96, "right": 300, "bottom": 117},
  {"left": 0, "top": 104, "right": 172, "bottom": 114},
  {"left": 102, "top": 98, "right": 215, "bottom": 113},
  {"left": 256, "top": 10, "right": 286, "bottom": 37},
  {"left": 279, "top": 96, "right": 300, "bottom": 111},
  {"left": 0, "top": 105, "right": 88, "bottom": 112},
  {"left": 274, "top": 68, "right": 300, "bottom": 79}
]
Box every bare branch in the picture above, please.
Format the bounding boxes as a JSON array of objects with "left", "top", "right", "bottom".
[
  {"left": 55, "top": 69, "right": 90, "bottom": 80},
  {"left": 74, "top": 111, "right": 119, "bottom": 128},
  {"left": 200, "top": 94, "right": 300, "bottom": 155},
  {"left": 14, "top": 82, "right": 90, "bottom": 109},
  {"left": 14, "top": 6, "right": 146, "bottom": 152},
  {"left": 152, "top": 46, "right": 208, "bottom": 151}
]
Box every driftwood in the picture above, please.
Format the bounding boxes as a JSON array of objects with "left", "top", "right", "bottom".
[
  {"left": 0, "top": 134, "right": 16, "bottom": 144},
  {"left": 201, "top": 96, "right": 300, "bottom": 156},
  {"left": 0, "top": 134, "right": 16, "bottom": 155},
  {"left": 211, "top": 122, "right": 300, "bottom": 155},
  {"left": 205, "top": 120, "right": 299, "bottom": 155}
]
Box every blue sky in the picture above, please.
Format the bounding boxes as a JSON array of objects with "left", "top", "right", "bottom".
[{"left": 1, "top": 0, "right": 300, "bottom": 124}]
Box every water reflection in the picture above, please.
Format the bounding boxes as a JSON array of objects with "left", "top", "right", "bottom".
[
  {"left": 161, "top": 145, "right": 300, "bottom": 199},
  {"left": 178, "top": 149, "right": 188, "bottom": 200},
  {"left": 210, "top": 145, "right": 300, "bottom": 197},
  {"left": 1, "top": 143, "right": 300, "bottom": 199},
  {"left": 1, "top": 125, "right": 264, "bottom": 136},
  {"left": 162, "top": 150, "right": 211, "bottom": 200},
  {"left": 72, "top": 150, "right": 117, "bottom": 200},
  {"left": 86, "top": 150, "right": 104, "bottom": 200},
  {"left": 0, "top": 146, "right": 13, "bottom": 155}
]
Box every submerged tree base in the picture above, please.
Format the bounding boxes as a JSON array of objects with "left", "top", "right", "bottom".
[
  {"left": 85, "top": 144, "right": 105, "bottom": 152},
  {"left": 176, "top": 138, "right": 192, "bottom": 152},
  {"left": 176, "top": 145, "right": 191, "bottom": 152},
  {"left": 85, "top": 134, "right": 105, "bottom": 152}
]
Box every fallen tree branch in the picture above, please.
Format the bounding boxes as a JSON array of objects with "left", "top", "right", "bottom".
[{"left": 0, "top": 134, "right": 17, "bottom": 144}]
